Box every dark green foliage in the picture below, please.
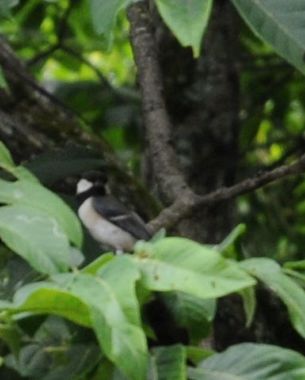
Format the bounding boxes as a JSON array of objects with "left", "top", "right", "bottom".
[{"left": 1, "top": 1, "right": 305, "bottom": 379}]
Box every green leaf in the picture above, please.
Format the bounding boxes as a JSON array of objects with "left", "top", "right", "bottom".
[
  {"left": 216, "top": 223, "right": 246, "bottom": 259},
  {"left": 284, "top": 260, "right": 305, "bottom": 271},
  {"left": 150, "top": 228, "right": 167, "bottom": 243},
  {"left": 0, "top": 323, "right": 22, "bottom": 356},
  {"left": 91, "top": 359, "right": 116, "bottom": 380},
  {"left": 53, "top": 273, "right": 148, "bottom": 380},
  {"left": 155, "top": 0, "right": 213, "bottom": 57},
  {"left": 90, "top": 0, "right": 132, "bottom": 37},
  {"left": 283, "top": 269, "right": 305, "bottom": 286},
  {"left": 0, "top": 179, "right": 83, "bottom": 248},
  {"left": 188, "top": 343, "right": 305, "bottom": 379},
  {"left": 0, "top": 67, "right": 8, "bottom": 89},
  {"left": 0, "top": 141, "right": 37, "bottom": 182},
  {"left": 82, "top": 253, "right": 114, "bottom": 275},
  {"left": 98, "top": 255, "right": 142, "bottom": 326},
  {"left": 241, "top": 258, "right": 305, "bottom": 338},
  {"left": 0, "top": 141, "right": 14, "bottom": 166},
  {"left": 162, "top": 292, "right": 215, "bottom": 342},
  {"left": 134, "top": 238, "right": 255, "bottom": 299},
  {"left": 8, "top": 282, "right": 91, "bottom": 326},
  {"left": 0, "top": 0, "right": 19, "bottom": 17},
  {"left": 17, "top": 317, "right": 100, "bottom": 380},
  {"left": 0, "top": 205, "right": 70, "bottom": 275},
  {"left": 6, "top": 344, "right": 47, "bottom": 377},
  {"left": 4, "top": 271, "right": 148, "bottom": 380},
  {"left": 231, "top": 0, "right": 305, "bottom": 75},
  {"left": 68, "top": 247, "right": 84, "bottom": 268},
  {"left": 152, "top": 345, "right": 187, "bottom": 380},
  {"left": 7, "top": 167, "right": 38, "bottom": 182},
  {"left": 186, "top": 346, "right": 214, "bottom": 365},
  {"left": 239, "top": 286, "right": 256, "bottom": 328},
  {"left": 5, "top": 328, "right": 99, "bottom": 380},
  {"left": 40, "top": 343, "right": 100, "bottom": 380}
]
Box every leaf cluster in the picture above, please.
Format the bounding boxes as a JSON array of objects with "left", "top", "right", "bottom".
[
  {"left": 1, "top": 0, "right": 305, "bottom": 379},
  {"left": 0, "top": 143, "right": 305, "bottom": 379}
]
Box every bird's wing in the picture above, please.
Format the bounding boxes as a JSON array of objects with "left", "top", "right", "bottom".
[{"left": 92, "top": 195, "right": 151, "bottom": 240}]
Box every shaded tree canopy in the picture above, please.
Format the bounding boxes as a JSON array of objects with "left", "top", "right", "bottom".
[{"left": 1, "top": 1, "right": 305, "bottom": 379}]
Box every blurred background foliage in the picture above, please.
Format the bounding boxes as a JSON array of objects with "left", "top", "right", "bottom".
[
  {"left": 0, "top": 1, "right": 305, "bottom": 378},
  {"left": 1, "top": 0, "right": 305, "bottom": 263},
  {"left": 238, "top": 23, "right": 305, "bottom": 262},
  {"left": 0, "top": 0, "right": 141, "bottom": 170}
]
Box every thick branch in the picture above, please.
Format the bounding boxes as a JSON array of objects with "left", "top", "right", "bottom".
[
  {"left": 0, "top": 37, "right": 115, "bottom": 153},
  {"left": 149, "top": 154, "right": 305, "bottom": 232},
  {"left": 127, "top": 1, "right": 189, "bottom": 202},
  {"left": 0, "top": 36, "right": 158, "bottom": 219}
]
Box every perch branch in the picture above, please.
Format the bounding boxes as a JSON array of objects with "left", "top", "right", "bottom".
[{"left": 148, "top": 154, "right": 305, "bottom": 232}]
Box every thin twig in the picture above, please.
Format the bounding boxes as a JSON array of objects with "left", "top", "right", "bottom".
[
  {"left": 27, "top": 0, "right": 115, "bottom": 94},
  {"left": 60, "top": 45, "right": 113, "bottom": 91},
  {"left": 27, "top": 44, "right": 60, "bottom": 66},
  {"left": 28, "top": 0, "right": 73, "bottom": 66}
]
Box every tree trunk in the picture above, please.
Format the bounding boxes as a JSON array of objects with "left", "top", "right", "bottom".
[
  {"left": 155, "top": 0, "right": 240, "bottom": 243},
  {"left": 152, "top": 0, "right": 244, "bottom": 350}
]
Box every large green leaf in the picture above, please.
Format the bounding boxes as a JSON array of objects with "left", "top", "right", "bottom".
[
  {"left": 155, "top": 0, "right": 213, "bottom": 57},
  {"left": 241, "top": 258, "right": 305, "bottom": 338},
  {"left": 8, "top": 282, "right": 91, "bottom": 327},
  {"left": 90, "top": 0, "right": 132, "bottom": 36},
  {"left": 3, "top": 271, "right": 148, "bottom": 380},
  {"left": 52, "top": 273, "right": 148, "bottom": 380},
  {"left": 188, "top": 343, "right": 305, "bottom": 379},
  {"left": 0, "top": 179, "right": 82, "bottom": 247},
  {"left": 98, "top": 255, "right": 142, "bottom": 326},
  {"left": 134, "top": 238, "right": 255, "bottom": 298},
  {"left": 0, "top": 205, "right": 70, "bottom": 274},
  {"left": 152, "top": 345, "right": 187, "bottom": 380},
  {"left": 231, "top": 0, "right": 305, "bottom": 75}
]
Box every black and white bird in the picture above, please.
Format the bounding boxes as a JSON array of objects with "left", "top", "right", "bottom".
[{"left": 76, "top": 171, "right": 151, "bottom": 252}]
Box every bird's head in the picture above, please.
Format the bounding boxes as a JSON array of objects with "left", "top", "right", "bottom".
[{"left": 76, "top": 171, "right": 108, "bottom": 199}]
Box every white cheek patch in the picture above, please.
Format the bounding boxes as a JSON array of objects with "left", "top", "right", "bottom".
[{"left": 77, "top": 179, "right": 93, "bottom": 194}]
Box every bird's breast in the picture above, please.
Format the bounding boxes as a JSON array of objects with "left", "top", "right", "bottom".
[{"left": 78, "top": 198, "right": 136, "bottom": 251}]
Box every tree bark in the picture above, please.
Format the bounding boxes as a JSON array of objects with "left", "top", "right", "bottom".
[{"left": 154, "top": 0, "right": 240, "bottom": 243}]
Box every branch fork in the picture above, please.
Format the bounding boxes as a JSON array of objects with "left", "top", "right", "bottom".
[{"left": 128, "top": 1, "right": 305, "bottom": 233}]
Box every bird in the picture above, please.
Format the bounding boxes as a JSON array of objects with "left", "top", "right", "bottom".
[{"left": 76, "top": 171, "right": 151, "bottom": 252}]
